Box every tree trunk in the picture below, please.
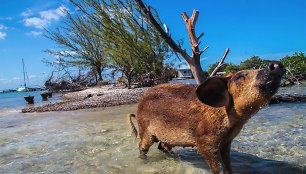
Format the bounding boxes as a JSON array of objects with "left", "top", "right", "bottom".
[
  {"left": 96, "top": 65, "right": 103, "bottom": 81},
  {"left": 190, "top": 62, "right": 206, "bottom": 84},
  {"left": 97, "top": 70, "right": 103, "bottom": 81},
  {"left": 94, "top": 73, "right": 98, "bottom": 84},
  {"left": 127, "top": 75, "right": 132, "bottom": 89}
]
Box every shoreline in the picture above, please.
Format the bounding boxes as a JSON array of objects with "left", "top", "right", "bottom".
[
  {"left": 21, "top": 84, "right": 306, "bottom": 113},
  {"left": 21, "top": 85, "right": 148, "bottom": 113}
]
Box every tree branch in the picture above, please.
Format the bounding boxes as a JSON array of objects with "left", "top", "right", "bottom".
[
  {"left": 181, "top": 10, "right": 200, "bottom": 57},
  {"left": 182, "top": 12, "right": 189, "bottom": 22},
  {"left": 200, "top": 46, "right": 209, "bottom": 55},
  {"left": 135, "top": 0, "right": 193, "bottom": 65},
  {"left": 163, "top": 23, "right": 169, "bottom": 34},
  {"left": 190, "top": 10, "right": 199, "bottom": 27},
  {"left": 197, "top": 32, "right": 204, "bottom": 42},
  {"left": 210, "top": 48, "right": 230, "bottom": 77}
]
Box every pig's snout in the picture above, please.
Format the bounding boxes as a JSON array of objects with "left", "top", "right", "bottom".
[
  {"left": 267, "top": 61, "right": 285, "bottom": 77},
  {"left": 256, "top": 60, "right": 285, "bottom": 98}
]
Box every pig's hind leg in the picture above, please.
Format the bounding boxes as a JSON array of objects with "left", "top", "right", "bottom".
[{"left": 138, "top": 131, "right": 155, "bottom": 161}]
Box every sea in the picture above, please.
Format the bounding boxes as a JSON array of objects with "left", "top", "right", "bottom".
[
  {"left": 0, "top": 82, "right": 305, "bottom": 173},
  {"left": 0, "top": 91, "right": 62, "bottom": 112}
]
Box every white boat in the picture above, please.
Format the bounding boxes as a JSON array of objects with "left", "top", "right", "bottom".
[
  {"left": 17, "top": 87, "right": 29, "bottom": 92},
  {"left": 17, "top": 59, "right": 30, "bottom": 92}
]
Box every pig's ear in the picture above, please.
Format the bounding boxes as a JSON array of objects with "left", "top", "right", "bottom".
[{"left": 196, "top": 77, "right": 231, "bottom": 107}]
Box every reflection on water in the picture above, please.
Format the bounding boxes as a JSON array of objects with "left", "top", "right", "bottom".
[{"left": 0, "top": 103, "right": 305, "bottom": 174}]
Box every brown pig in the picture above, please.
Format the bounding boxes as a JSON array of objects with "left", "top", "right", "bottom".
[{"left": 128, "top": 61, "right": 285, "bottom": 174}]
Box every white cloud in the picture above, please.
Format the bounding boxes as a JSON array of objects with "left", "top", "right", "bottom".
[
  {"left": 24, "top": 17, "right": 48, "bottom": 29},
  {"left": 26, "top": 31, "right": 43, "bottom": 37},
  {"left": 0, "top": 24, "right": 8, "bottom": 39},
  {"left": 0, "top": 32, "right": 7, "bottom": 40},
  {"left": 0, "top": 24, "right": 8, "bottom": 30},
  {"left": 21, "top": 8, "right": 33, "bottom": 17},
  {"left": 23, "top": 5, "right": 68, "bottom": 29},
  {"left": 40, "top": 6, "right": 67, "bottom": 21}
]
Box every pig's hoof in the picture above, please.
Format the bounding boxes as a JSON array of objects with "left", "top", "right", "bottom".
[{"left": 139, "top": 154, "right": 148, "bottom": 164}]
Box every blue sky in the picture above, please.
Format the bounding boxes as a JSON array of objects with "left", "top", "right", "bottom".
[{"left": 0, "top": 0, "right": 306, "bottom": 90}]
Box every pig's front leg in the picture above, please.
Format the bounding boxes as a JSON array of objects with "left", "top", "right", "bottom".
[
  {"left": 220, "top": 141, "right": 233, "bottom": 174},
  {"left": 197, "top": 136, "right": 226, "bottom": 174}
]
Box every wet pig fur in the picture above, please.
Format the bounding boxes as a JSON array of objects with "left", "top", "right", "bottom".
[{"left": 129, "top": 61, "right": 285, "bottom": 174}]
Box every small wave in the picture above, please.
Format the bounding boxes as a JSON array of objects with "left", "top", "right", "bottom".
[{"left": 0, "top": 108, "right": 20, "bottom": 116}]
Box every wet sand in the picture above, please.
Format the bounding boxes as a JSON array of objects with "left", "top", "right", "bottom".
[{"left": 1, "top": 104, "right": 305, "bottom": 174}]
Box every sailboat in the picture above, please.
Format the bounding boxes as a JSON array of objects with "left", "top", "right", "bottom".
[{"left": 17, "top": 59, "right": 29, "bottom": 92}]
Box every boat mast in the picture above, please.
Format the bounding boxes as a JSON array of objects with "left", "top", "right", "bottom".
[{"left": 22, "top": 58, "right": 27, "bottom": 88}]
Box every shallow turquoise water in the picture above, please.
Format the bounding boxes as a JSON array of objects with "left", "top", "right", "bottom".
[
  {"left": 0, "top": 102, "right": 305, "bottom": 174},
  {"left": 0, "top": 91, "right": 61, "bottom": 111}
]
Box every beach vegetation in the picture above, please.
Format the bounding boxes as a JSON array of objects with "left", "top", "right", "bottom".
[
  {"left": 207, "top": 52, "right": 306, "bottom": 85},
  {"left": 94, "top": 0, "right": 172, "bottom": 88},
  {"left": 280, "top": 52, "right": 306, "bottom": 85},
  {"left": 44, "top": 9, "right": 107, "bottom": 83},
  {"left": 44, "top": 0, "right": 174, "bottom": 89}
]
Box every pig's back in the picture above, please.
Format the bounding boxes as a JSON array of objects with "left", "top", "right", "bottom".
[{"left": 136, "top": 84, "right": 201, "bottom": 146}]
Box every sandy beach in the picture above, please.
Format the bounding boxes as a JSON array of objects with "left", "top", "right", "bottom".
[{"left": 22, "top": 85, "right": 148, "bottom": 113}]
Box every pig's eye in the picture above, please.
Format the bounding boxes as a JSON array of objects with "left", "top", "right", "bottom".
[{"left": 234, "top": 72, "right": 248, "bottom": 81}]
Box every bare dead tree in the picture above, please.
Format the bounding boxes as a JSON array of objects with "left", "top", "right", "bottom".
[{"left": 135, "top": 0, "right": 229, "bottom": 84}]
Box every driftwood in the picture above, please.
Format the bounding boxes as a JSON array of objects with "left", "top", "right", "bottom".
[{"left": 270, "top": 93, "right": 306, "bottom": 104}]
